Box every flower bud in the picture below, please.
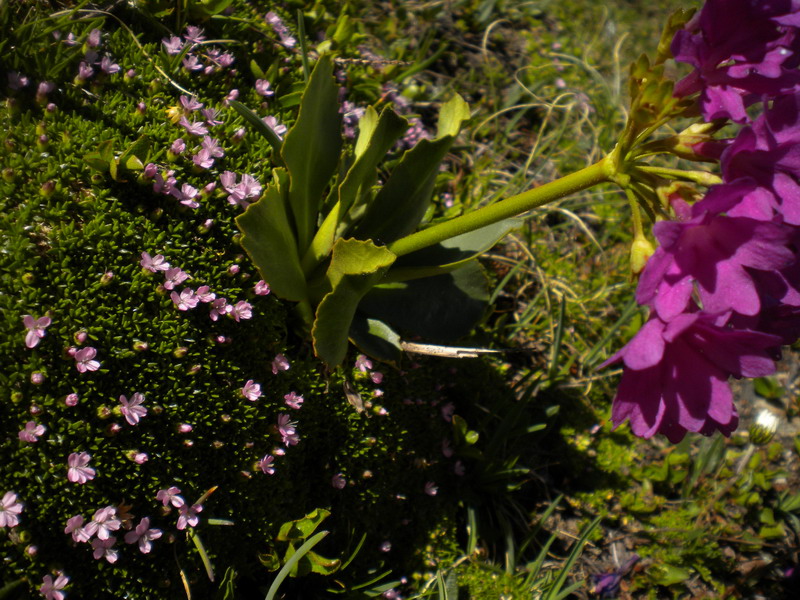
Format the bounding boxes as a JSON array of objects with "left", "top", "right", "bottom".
[
  {"left": 173, "top": 346, "right": 188, "bottom": 359},
  {"left": 630, "top": 236, "right": 655, "bottom": 275},
  {"left": 749, "top": 410, "right": 779, "bottom": 446},
  {"left": 2, "top": 167, "right": 15, "bottom": 182},
  {"left": 30, "top": 372, "right": 44, "bottom": 385},
  {"left": 668, "top": 121, "right": 725, "bottom": 161}
]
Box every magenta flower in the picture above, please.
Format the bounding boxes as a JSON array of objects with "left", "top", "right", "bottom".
[
  {"left": 603, "top": 312, "right": 781, "bottom": 442},
  {"left": 119, "top": 393, "right": 147, "bottom": 426},
  {"left": 178, "top": 116, "right": 208, "bottom": 136},
  {"left": 64, "top": 515, "right": 91, "bottom": 543},
  {"left": 284, "top": 391, "right": 304, "bottom": 409},
  {"left": 201, "top": 108, "right": 223, "bottom": 127},
  {"left": 23, "top": 314, "right": 51, "bottom": 348},
  {"left": 272, "top": 353, "right": 290, "bottom": 374},
  {"left": 140, "top": 251, "right": 170, "bottom": 272},
  {"left": 182, "top": 55, "right": 204, "bottom": 72},
  {"left": 76, "top": 61, "right": 94, "bottom": 81},
  {"left": 176, "top": 503, "right": 202, "bottom": 530},
  {"left": 162, "top": 35, "right": 184, "bottom": 54},
  {"left": 209, "top": 297, "right": 231, "bottom": 321},
  {"left": 87, "top": 28, "right": 101, "bottom": 47},
  {"left": 192, "top": 148, "right": 214, "bottom": 169},
  {"left": 263, "top": 115, "right": 287, "bottom": 139},
  {"left": 91, "top": 537, "right": 118, "bottom": 563},
  {"left": 195, "top": 285, "right": 215, "bottom": 303},
  {"left": 230, "top": 300, "right": 252, "bottom": 322},
  {"left": 85, "top": 506, "right": 121, "bottom": 540},
  {"left": 170, "top": 138, "right": 186, "bottom": 154},
  {"left": 99, "top": 56, "right": 120, "bottom": 75},
  {"left": 255, "top": 79, "right": 275, "bottom": 97},
  {"left": 65, "top": 393, "right": 79, "bottom": 407},
  {"left": 40, "top": 573, "right": 69, "bottom": 600},
  {"left": 331, "top": 473, "right": 346, "bottom": 489},
  {"left": 355, "top": 354, "right": 373, "bottom": 372},
  {"left": 156, "top": 486, "right": 185, "bottom": 508},
  {"left": 19, "top": 421, "right": 45, "bottom": 443},
  {"left": 164, "top": 267, "right": 189, "bottom": 290},
  {"left": 74, "top": 347, "right": 100, "bottom": 373},
  {"left": 171, "top": 183, "right": 200, "bottom": 208},
  {"left": 125, "top": 517, "right": 162, "bottom": 553},
  {"left": 255, "top": 280, "right": 271, "bottom": 295},
  {"left": 67, "top": 452, "right": 96, "bottom": 484},
  {"left": 241, "top": 380, "right": 262, "bottom": 401},
  {"left": 171, "top": 288, "right": 199, "bottom": 311},
  {"left": 0, "top": 492, "right": 23, "bottom": 527},
  {"left": 258, "top": 454, "right": 275, "bottom": 475}
]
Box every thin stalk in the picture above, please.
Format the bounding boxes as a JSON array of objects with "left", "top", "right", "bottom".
[
  {"left": 388, "top": 158, "right": 611, "bottom": 257},
  {"left": 635, "top": 165, "right": 723, "bottom": 186}
]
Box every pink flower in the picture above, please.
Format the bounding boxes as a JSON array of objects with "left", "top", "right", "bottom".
[
  {"left": 133, "top": 452, "right": 149, "bottom": 464},
  {"left": 331, "top": 473, "right": 346, "bottom": 489},
  {"left": 283, "top": 391, "right": 304, "bottom": 409},
  {"left": 272, "top": 353, "right": 290, "bottom": 374},
  {"left": 178, "top": 116, "right": 208, "bottom": 136},
  {"left": 179, "top": 95, "right": 203, "bottom": 112},
  {"left": 64, "top": 515, "right": 91, "bottom": 543},
  {"left": 164, "top": 267, "right": 189, "bottom": 290},
  {"left": 162, "top": 35, "right": 184, "bottom": 54},
  {"left": 201, "top": 108, "right": 223, "bottom": 127},
  {"left": 258, "top": 454, "right": 275, "bottom": 475},
  {"left": 255, "top": 280, "right": 271, "bottom": 295},
  {"left": 156, "top": 486, "right": 185, "bottom": 508},
  {"left": 170, "top": 137, "right": 186, "bottom": 154},
  {"left": 74, "top": 346, "right": 100, "bottom": 373},
  {"left": 370, "top": 371, "right": 384, "bottom": 384},
  {"left": 176, "top": 503, "right": 202, "bottom": 530},
  {"left": 125, "top": 517, "right": 162, "bottom": 553},
  {"left": 355, "top": 354, "right": 372, "bottom": 372},
  {"left": 171, "top": 288, "right": 199, "bottom": 311},
  {"left": 0, "top": 492, "right": 23, "bottom": 527},
  {"left": 424, "top": 481, "right": 438, "bottom": 496},
  {"left": 119, "top": 392, "right": 147, "bottom": 426},
  {"left": 277, "top": 413, "right": 299, "bottom": 446},
  {"left": 209, "top": 297, "right": 231, "bottom": 321},
  {"left": 241, "top": 380, "right": 262, "bottom": 401},
  {"left": 140, "top": 251, "right": 170, "bottom": 272},
  {"left": 64, "top": 393, "right": 79, "bottom": 407},
  {"left": 67, "top": 452, "right": 95, "bottom": 484},
  {"left": 195, "top": 285, "right": 215, "bottom": 303},
  {"left": 192, "top": 148, "right": 214, "bottom": 169},
  {"left": 440, "top": 402, "right": 455, "bottom": 423},
  {"left": 85, "top": 506, "right": 121, "bottom": 540},
  {"left": 255, "top": 79, "right": 274, "bottom": 97},
  {"left": 230, "top": 300, "right": 252, "bottom": 321},
  {"left": 171, "top": 183, "right": 200, "bottom": 208},
  {"left": 91, "top": 536, "right": 118, "bottom": 563},
  {"left": 262, "top": 115, "right": 287, "bottom": 139},
  {"left": 19, "top": 421, "right": 45, "bottom": 443},
  {"left": 23, "top": 315, "right": 51, "bottom": 348},
  {"left": 40, "top": 573, "right": 69, "bottom": 600},
  {"left": 184, "top": 25, "right": 206, "bottom": 45}
]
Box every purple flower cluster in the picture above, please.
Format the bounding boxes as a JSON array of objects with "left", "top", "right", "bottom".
[
  {"left": 607, "top": 3, "right": 800, "bottom": 442},
  {"left": 161, "top": 26, "right": 234, "bottom": 76}
]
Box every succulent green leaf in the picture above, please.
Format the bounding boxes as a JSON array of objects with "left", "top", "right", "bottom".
[
  {"left": 305, "top": 551, "right": 341, "bottom": 575},
  {"left": 281, "top": 54, "right": 343, "bottom": 252},
  {"left": 436, "top": 93, "right": 470, "bottom": 138},
  {"left": 83, "top": 139, "right": 114, "bottom": 172},
  {"left": 312, "top": 239, "right": 397, "bottom": 366},
  {"left": 276, "top": 508, "right": 331, "bottom": 542},
  {"left": 236, "top": 169, "right": 307, "bottom": 302},
  {"left": 358, "top": 259, "right": 489, "bottom": 342},
  {"left": 349, "top": 314, "right": 403, "bottom": 363}
]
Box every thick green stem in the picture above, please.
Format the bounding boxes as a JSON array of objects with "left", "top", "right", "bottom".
[{"left": 388, "top": 157, "right": 611, "bottom": 257}]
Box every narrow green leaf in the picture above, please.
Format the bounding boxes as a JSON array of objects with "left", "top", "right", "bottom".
[
  {"left": 281, "top": 54, "right": 343, "bottom": 252},
  {"left": 229, "top": 100, "right": 285, "bottom": 165},
  {"left": 236, "top": 169, "right": 308, "bottom": 302},
  {"left": 215, "top": 567, "right": 237, "bottom": 600},
  {"left": 312, "top": 239, "right": 396, "bottom": 366},
  {"left": 265, "top": 531, "right": 329, "bottom": 600},
  {"left": 189, "top": 529, "right": 215, "bottom": 582}
]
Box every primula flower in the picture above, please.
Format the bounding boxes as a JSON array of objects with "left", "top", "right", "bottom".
[
  {"left": 241, "top": 380, "right": 262, "bottom": 401},
  {"left": 272, "top": 353, "right": 290, "bottom": 374},
  {"left": 263, "top": 115, "right": 287, "bottom": 139},
  {"left": 178, "top": 116, "right": 208, "bottom": 136},
  {"left": 671, "top": 0, "right": 800, "bottom": 122},
  {"left": 125, "top": 517, "right": 162, "bottom": 553},
  {"left": 603, "top": 312, "right": 781, "bottom": 442},
  {"left": 156, "top": 486, "right": 185, "bottom": 508},
  {"left": 23, "top": 314, "right": 51, "bottom": 348},
  {"left": 87, "top": 28, "right": 101, "bottom": 48},
  {"left": 192, "top": 148, "right": 214, "bottom": 169},
  {"left": 91, "top": 537, "right": 118, "bottom": 563},
  {"left": 164, "top": 267, "right": 189, "bottom": 290},
  {"left": 64, "top": 515, "right": 91, "bottom": 543},
  {"left": 74, "top": 347, "right": 100, "bottom": 373},
  {"left": 67, "top": 452, "right": 96, "bottom": 484},
  {"left": 40, "top": 573, "right": 69, "bottom": 600},
  {"left": 176, "top": 503, "right": 202, "bottom": 530},
  {"left": 255, "top": 280, "right": 271, "bottom": 295},
  {"left": 284, "top": 391, "right": 304, "bottom": 409},
  {"left": 140, "top": 251, "right": 170, "bottom": 272},
  {"left": 162, "top": 35, "right": 184, "bottom": 54},
  {"left": 258, "top": 454, "right": 275, "bottom": 475},
  {"left": 255, "top": 79, "right": 275, "bottom": 97},
  {"left": 0, "top": 492, "right": 23, "bottom": 527},
  {"left": 19, "top": 421, "right": 45, "bottom": 443},
  {"left": 85, "top": 506, "right": 121, "bottom": 540},
  {"left": 230, "top": 300, "right": 253, "bottom": 321},
  {"left": 119, "top": 393, "right": 147, "bottom": 426},
  {"left": 76, "top": 61, "right": 94, "bottom": 82},
  {"left": 171, "top": 288, "right": 199, "bottom": 311},
  {"left": 179, "top": 95, "right": 203, "bottom": 112}
]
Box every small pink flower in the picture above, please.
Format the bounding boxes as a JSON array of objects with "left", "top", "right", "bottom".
[
  {"left": 277, "top": 414, "right": 299, "bottom": 446},
  {"left": 263, "top": 115, "right": 286, "bottom": 138},
  {"left": 119, "top": 392, "right": 147, "bottom": 426},
  {"left": 272, "top": 353, "right": 290, "bottom": 374},
  {"left": 91, "top": 536, "right": 118, "bottom": 563},
  {"left": 241, "top": 380, "right": 262, "bottom": 401},
  {"left": 440, "top": 402, "right": 455, "bottom": 423},
  {"left": 255, "top": 280, "right": 271, "bottom": 295},
  {"left": 30, "top": 372, "right": 45, "bottom": 385},
  {"left": 176, "top": 503, "right": 202, "bottom": 530},
  {"left": 331, "top": 473, "right": 346, "bottom": 489},
  {"left": 355, "top": 354, "right": 372, "bottom": 372},
  {"left": 179, "top": 95, "right": 203, "bottom": 112},
  {"left": 140, "top": 251, "right": 170, "bottom": 272},
  {"left": 124, "top": 517, "right": 162, "bottom": 553},
  {"left": 209, "top": 297, "right": 231, "bottom": 321},
  {"left": 162, "top": 35, "right": 184, "bottom": 54},
  {"left": 171, "top": 183, "right": 200, "bottom": 208},
  {"left": 74, "top": 346, "right": 100, "bottom": 373},
  {"left": 195, "top": 285, "right": 215, "bottom": 303},
  {"left": 23, "top": 315, "right": 51, "bottom": 348},
  {"left": 178, "top": 116, "right": 208, "bottom": 136},
  {"left": 255, "top": 79, "right": 274, "bottom": 97},
  {"left": 19, "top": 421, "right": 45, "bottom": 443},
  {"left": 258, "top": 454, "right": 275, "bottom": 475},
  {"left": 424, "top": 481, "right": 438, "bottom": 496},
  {"left": 178, "top": 423, "right": 193, "bottom": 434},
  {"left": 164, "top": 267, "right": 189, "bottom": 290},
  {"left": 380, "top": 541, "right": 392, "bottom": 552},
  {"left": 133, "top": 452, "right": 149, "bottom": 464},
  {"left": 40, "top": 572, "right": 69, "bottom": 600},
  {"left": 170, "top": 138, "right": 186, "bottom": 154},
  {"left": 156, "top": 486, "right": 185, "bottom": 508},
  {"left": 283, "top": 391, "right": 303, "bottom": 409},
  {"left": 64, "top": 393, "right": 79, "bottom": 407},
  {"left": 441, "top": 439, "right": 454, "bottom": 458},
  {"left": 64, "top": 515, "right": 91, "bottom": 543},
  {"left": 370, "top": 371, "right": 384, "bottom": 384},
  {"left": 67, "top": 452, "right": 95, "bottom": 484},
  {"left": 85, "top": 506, "right": 121, "bottom": 540},
  {"left": 0, "top": 492, "right": 23, "bottom": 527},
  {"left": 171, "top": 288, "right": 199, "bottom": 311},
  {"left": 230, "top": 300, "right": 252, "bottom": 321}
]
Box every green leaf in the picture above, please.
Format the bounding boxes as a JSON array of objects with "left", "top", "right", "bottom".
[
  {"left": 229, "top": 100, "right": 285, "bottom": 165},
  {"left": 118, "top": 135, "right": 151, "bottom": 174},
  {"left": 358, "top": 259, "right": 489, "bottom": 342},
  {"left": 436, "top": 94, "right": 471, "bottom": 138},
  {"left": 349, "top": 315, "right": 403, "bottom": 363},
  {"left": 312, "top": 239, "right": 397, "bottom": 366},
  {"left": 351, "top": 97, "right": 470, "bottom": 244},
  {"left": 277, "top": 508, "right": 331, "bottom": 542},
  {"left": 649, "top": 564, "right": 691, "bottom": 587},
  {"left": 236, "top": 169, "right": 308, "bottom": 302},
  {"left": 189, "top": 529, "right": 215, "bottom": 582},
  {"left": 281, "top": 54, "right": 343, "bottom": 252},
  {"left": 306, "top": 550, "right": 341, "bottom": 575},
  {"left": 0, "top": 579, "right": 25, "bottom": 600},
  {"left": 215, "top": 568, "right": 237, "bottom": 600},
  {"left": 193, "top": 0, "right": 234, "bottom": 17},
  {"left": 265, "top": 531, "right": 329, "bottom": 600},
  {"left": 83, "top": 139, "right": 114, "bottom": 172}
]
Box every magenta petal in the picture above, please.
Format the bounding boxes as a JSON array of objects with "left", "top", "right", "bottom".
[{"left": 621, "top": 318, "right": 666, "bottom": 370}]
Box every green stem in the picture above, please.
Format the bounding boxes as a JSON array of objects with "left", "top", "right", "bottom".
[
  {"left": 388, "top": 157, "right": 611, "bottom": 257},
  {"left": 635, "top": 165, "right": 723, "bottom": 186}
]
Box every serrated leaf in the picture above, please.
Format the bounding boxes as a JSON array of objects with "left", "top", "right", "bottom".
[
  {"left": 236, "top": 169, "right": 308, "bottom": 302},
  {"left": 281, "top": 54, "right": 343, "bottom": 252},
  {"left": 312, "top": 239, "right": 396, "bottom": 366}
]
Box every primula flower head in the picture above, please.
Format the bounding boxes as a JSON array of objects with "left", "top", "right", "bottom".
[
  {"left": 23, "top": 314, "right": 51, "bottom": 348},
  {"left": 40, "top": 572, "right": 69, "bottom": 600},
  {"left": 74, "top": 346, "right": 100, "bottom": 373},
  {"left": 0, "top": 491, "right": 23, "bottom": 527},
  {"left": 67, "top": 451, "right": 96, "bottom": 484}
]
